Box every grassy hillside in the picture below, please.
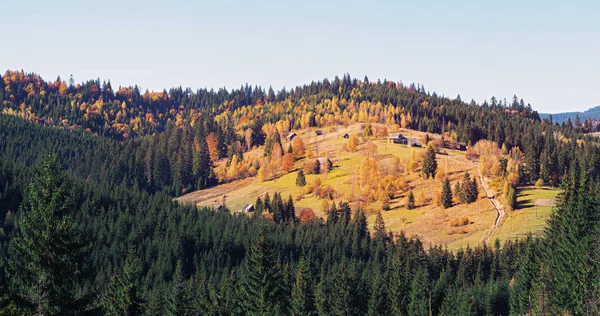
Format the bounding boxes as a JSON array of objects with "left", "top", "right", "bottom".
[
  {"left": 490, "top": 186, "right": 559, "bottom": 244},
  {"left": 178, "top": 124, "right": 559, "bottom": 250}
]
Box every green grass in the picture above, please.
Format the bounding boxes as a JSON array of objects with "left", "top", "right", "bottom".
[
  {"left": 490, "top": 186, "right": 560, "bottom": 244},
  {"left": 178, "top": 124, "right": 559, "bottom": 250}
]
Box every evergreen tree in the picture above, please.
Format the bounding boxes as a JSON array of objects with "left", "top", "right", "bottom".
[
  {"left": 407, "top": 191, "right": 416, "bottom": 210},
  {"left": 373, "top": 211, "right": 387, "bottom": 243},
  {"left": 408, "top": 267, "right": 430, "bottom": 316},
  {"left": 290, "top": 258, "right": 315, "bottom": 316},
  {"left": 296, "top": 169, "right": 306, "bottom": 187},
  {"left": 8, "top": 155, "right": 91, "bottom": 315},
  {"left": 441, "top": 178, "right": 453, "bottom": 208},
  {"left": 99, "top": 257, "right": 144, "bottom": 316},
  {"left": 240, "top": 231, "right": 283, "bottom": 315},
  {"left": 368, "top": 269, "right": 391, "bottom": 316},
  {"left": 422, "top": 144, "right": 437, "bottom": 179}
]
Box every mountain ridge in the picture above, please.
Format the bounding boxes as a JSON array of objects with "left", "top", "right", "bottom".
[{"left": 540, "top": 105, "right": 600, "bottom": 123}]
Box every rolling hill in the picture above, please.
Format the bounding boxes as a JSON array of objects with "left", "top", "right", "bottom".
[{"left": 540, "top": 105, "right": 600, "bottom": 123}]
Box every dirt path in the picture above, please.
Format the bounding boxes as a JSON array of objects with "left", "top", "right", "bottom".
[{"left": 476, "top": 166, "right": 505, "bottom": 243}]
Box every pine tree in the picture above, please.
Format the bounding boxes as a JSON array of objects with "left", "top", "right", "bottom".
[
  {"left": 240, "top": 231, "right": 283, "bottom": 315},
  {"left": 290, "top": 258, "right": 315, "bottom": 316},
  {"left": 422, "top": 144, "right": 437, "bottom": 179},
  {"left": 408, "top": 268, "right": 430, "bottom": 316},
  {"left": 373, "top": 211, "right": 387, "bottom": 243},
  {"left": 100, "top": 257, "right": 144, "bottom": 316},
  {"left": 407, "top": 191, "right": 416, "bottom": 210},
  {"left": 164, "top": 261, "right": 186, "bottom": 316},
  {"left": 8, "top": 155, "right": 90, "bottom": 315},
  {"left": 296, "top": 169, "right": 306, "bottom": 187},
  {"left": 441, "top": 178, "right": 453, "bottom": 208},
  {"left": 368, "top": 269, "right": 391, "bottom": 316},
  {"left": 285, "top": 195, "right": 296, "bottom": 223}
]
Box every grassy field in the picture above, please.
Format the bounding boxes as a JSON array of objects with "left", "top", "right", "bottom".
[
  {"left": 489, "top": 186, "right": 559, "bottom": 244},
  {"left": 177, "top": 124, "right": 552, "bottom": 250}
]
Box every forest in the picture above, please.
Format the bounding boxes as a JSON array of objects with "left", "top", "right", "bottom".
[{"left": 0, "top": 70, "right": 599, "bottom": 315}]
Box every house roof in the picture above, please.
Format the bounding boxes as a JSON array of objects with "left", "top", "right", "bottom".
[
  {"left": 408, "top": 138, "right": 422, "bottom": 145},
  {"left": 389, "top": 133, "right": 406, "bottom": 139}
]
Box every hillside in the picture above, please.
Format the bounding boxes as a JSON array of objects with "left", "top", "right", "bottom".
[
  {"left": 540, "top": 105, "right": 600, "bottom": 123},
  {"left": 1, "top": 70, "right": 599, "bottom": 314},
  {"left": 178, "top": 123, "right": 559, "bottom": 250}
]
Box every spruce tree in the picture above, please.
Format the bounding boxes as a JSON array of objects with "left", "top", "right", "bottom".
[
  {"left": 441, "top": 178, "right": 453, "bottom": 208},
  {"left": 100, "top": 257, "right": 144, "bottom": 316},
  {"left": 408, "top": 267, "right": 430, "bottom": 316},
  {"left": 290, "top": 258, "right": 315, "bottom": 316},
  {"left": 296, "top": 169, "right": 306, "bottom": 187},
  {"left": 368, "top": 269, "right": 390, "bottom": 316},
  {"left": 407, "top": 191, "right": 416, "bottom": 210},
  {"left": 373, "top": 211, "right": 387, "bottom": 243},
  {"left": 240, "top": 231, "right": 283, "bottom": 315},
  {"left": 422, "top": 144, "right": 437, "bottom": 179},
  {"left": 8, "top": 155, "right": 90, "bottom": 315}
]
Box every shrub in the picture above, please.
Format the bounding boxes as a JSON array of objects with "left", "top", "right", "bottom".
[
  {"left": 535, "top": 178, "right": 544, "bottom": 188},
  {"left": 448, "top": 217, "right": 470, "bottom": 227}
]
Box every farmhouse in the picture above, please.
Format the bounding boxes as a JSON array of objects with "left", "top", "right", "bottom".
[
  {"left": 238, "top": 204, "right": 254, "bottom": 213},
  {"left": 316, "top": 157, "right": 333, "bottom": 173},
  {"left": 407, "top": 138, "right": 422, "bottom": 147},
  {"left": 456, "top": 142, "right": 467, "bottom": 151},
  {"left": 389, "top": 133, "right": 407, "bottom": 144},
  {"left": 315, "top": 130, "right": 323, "bottom": 136},
  {"left": 286, "top": 132, "right": 297, "bottom": 141},
  {"left": 213, "top": 204, "right": 223, "bottom": 211}
]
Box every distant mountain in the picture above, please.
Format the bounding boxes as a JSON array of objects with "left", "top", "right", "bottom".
[{"left": 540, "top": 105, "right": 600, "bottom": 123}]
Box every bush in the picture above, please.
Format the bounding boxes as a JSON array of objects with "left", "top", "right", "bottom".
[
  {"left": 535, "top": 178, "right": 544, "bottom": 188},
  {"left": 448, "top": 217, "right": 470, "bottom": 227}
]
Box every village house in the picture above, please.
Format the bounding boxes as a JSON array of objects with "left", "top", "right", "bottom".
[
  {"left": 316, "top": 157, "right": 333, "bottom": 173},
  {"left": 286, "top": 132, "right": 297, "bottom": 141},
  {"left": 407, "top": 138, "right": 422, "bottom": 147},
  {"left": 388, "top": 133, "right": 407, "bottom": 144},
  {"left": 238, "top": 204, "right": 254, "bottom": 213}
]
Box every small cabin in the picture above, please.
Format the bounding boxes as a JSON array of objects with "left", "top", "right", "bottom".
[
  {"left": 389, "top": 133, "right": 407, "bottom": 144},
  {"left": 316, "top": 157, "right": 333, "bottom": 173},
  {"left": 286, "top": 132, "right": 297, "bottom": 141},
  {"left": 239, "top": 204, "right": 254, "bottom": 213},
  {"left": 342, "top": 133, "right": 350, "bottom": 139},
  {"left": 407, "top": 138, "right": 422, "bottom": 147},
  {"left": 213, "top": 204, "right": 223, "bottom": 211},
  {"left": 456, "top": 142, "right": 467, "bottom": 151},
  {"left": 315, "top": 130, "right": 323, "bottom": 136}
]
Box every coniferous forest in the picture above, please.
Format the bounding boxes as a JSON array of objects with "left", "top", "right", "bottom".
[{"left": 0, "top": 70, "right": 599, "bottom": 315}]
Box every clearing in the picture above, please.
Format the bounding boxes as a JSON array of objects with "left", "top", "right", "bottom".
[{"left": 177, "top": 124, "right": 554, "bottom": 250}]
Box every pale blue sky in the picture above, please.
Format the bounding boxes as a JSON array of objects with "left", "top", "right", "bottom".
[{"left": 2, "top": 0, "right": 598, "bottom": 113}]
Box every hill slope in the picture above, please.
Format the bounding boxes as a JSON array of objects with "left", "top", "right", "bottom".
[{"left": 540, "top": 105, "right": 600, "bottom": 123}]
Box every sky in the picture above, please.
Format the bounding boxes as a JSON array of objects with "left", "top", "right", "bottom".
[{"left": 2, "top": 0, "right": 599, "bottom": 113}]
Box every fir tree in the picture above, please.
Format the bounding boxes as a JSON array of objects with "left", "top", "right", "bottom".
[
  {"left": 441, "top": 178, "right": 453, "bottom": 208},
  {"left": 296, "top": 169, "right": 306, "bottom": 187},
  {"left": 373, "top": 211, "right": 387, "bottom": 243},
  {"left": 422, "top": 144, "right": 437, "bottom": 179},
  {"left": 408, "top": 267, "right": 430, "bottom": 316},
  {"left": 8, "top": 155, "right": 90, "bottom": 315},
  {"left": 240, "top": 231, "right": 283, "bottom": 315},
  {"left": 368, "top": 269, "right": 390, "bottom": 316},
  {"left": 290, "top": 258, "right": 315, "bottom": 316},
  {"left": 100, "top": 257, "right": 144, "bottom": 316},
  {"left": 407, "top": 191, "right": 416, "bottom": 210}
]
